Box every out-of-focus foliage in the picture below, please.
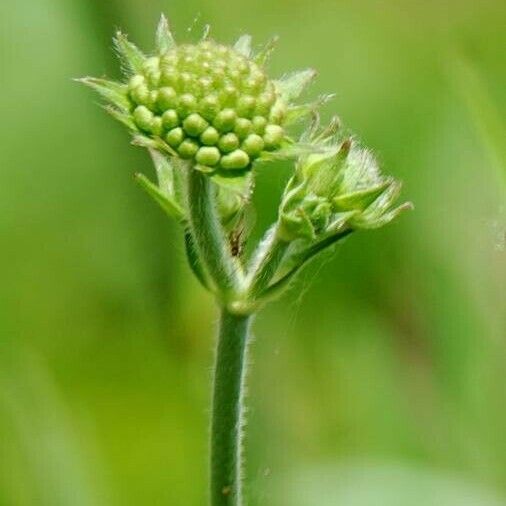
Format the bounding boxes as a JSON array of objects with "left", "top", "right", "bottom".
[{"left": 0, "top": 1, "right": 504, "bottom": 505}]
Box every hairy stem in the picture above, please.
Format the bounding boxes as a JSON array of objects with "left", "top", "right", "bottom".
[
  {"left": 247, "top": 226, "right": 289, "bottom": 297},
  {"left": 187, "top": 169, "right": 239, "bottom": 294},
  {"left": 210, "top": 309, "right": 252, "bottom": 506}
]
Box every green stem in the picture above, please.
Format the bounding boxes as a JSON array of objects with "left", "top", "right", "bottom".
[
  {"left": 187, "top": 169, "right": 239, "bottom": 294},
  {"left": 247, "top": 226, "right": 289, "bottom": 297},
  {"left": 210, "top": 309, "right": 252, "bottom": 506}
]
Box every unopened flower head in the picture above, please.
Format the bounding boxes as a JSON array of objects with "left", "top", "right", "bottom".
[{"left": 79, "top": 16, "right": 319, "bottom": 176}]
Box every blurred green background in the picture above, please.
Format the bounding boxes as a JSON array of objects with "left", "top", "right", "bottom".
[{"left": 0, "top": 0, "right": 505, "bottom": 505}]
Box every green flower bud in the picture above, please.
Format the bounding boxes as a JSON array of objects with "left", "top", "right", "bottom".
[
  {"left": 242, "top": 134, "right": 264, "bottom": 157},
  {"left": 200, "top": 126, "right": 220, "bottom": 146},
  {"left": 220, "top": 149, "right": 250, "bottom": 171},
  {"left": 213, "top": 109, "right": 237, "bottom": 132},
  {"left": 252, "top": 116, "right": 267, "bottom": 134},
  {"left": 177, "top": 93, "right": 198, "bottom": 117},
  {"left": 151, "top": 116, "right": 163, "bottom": 136},
  {"left": 183, "top": 113, "right": 209, "bottom": 137},
  {"left": 234, "top": 118, "right": 252, "bottom": 139},
  {"left": 134, "top": 105, "right": 154, "bottom": 131},
  {"left": 158, "top": 87, "right": 178, "bottom": 110},
  {"left": 196, "top": 146, "right": 221, "bottom": 167},
  {"left": 263, "top": 124, "right": 284, "bottom": 150},
  {"left": 236, "top": 95, "right": 256, "bottom": 118},
  {"left": 162, "top": 109, "right": 180, "bottom": 129},
  {"left": 218, "top": 133, "right": 240, "bottom": 153},
  {"left": 178, "top": 138, "right": 199, "bottom": 159},
  {"left": 166, "top": 127, "right": 184, "bottom": 147}
]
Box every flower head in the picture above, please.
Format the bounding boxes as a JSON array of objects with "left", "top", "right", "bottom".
[{"left": 78, "top": 16, "right": 319, "bottom": 177}]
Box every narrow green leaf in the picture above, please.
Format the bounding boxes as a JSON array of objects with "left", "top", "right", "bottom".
[
  {"left": 113, "top": 31, "right": 145, "bottom": 75},
  {"left": 234, "top": 34, "right": 252, "bottom": 57},
  {"left": 156, "top": 14, "right": 176, "bottom": 54},
  {"left": 134, "top": 173, "right": 184, "bottom": 221},
  {"left": 77, "top": 77, "right": 130, "bottom": 111},
  {"left": 276, "top": 69, "right": 317, "bottom": 102}
]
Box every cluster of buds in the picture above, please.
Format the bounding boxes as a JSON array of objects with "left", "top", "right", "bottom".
[
  {"left": 78, "top": 17, "right": 320, "bottom": 178},
  {"left": 129, "top": 41, "right": 286, "bottom": 174},
  {"left": 278, "top": 117, "right": 412, "bottom": 242}
]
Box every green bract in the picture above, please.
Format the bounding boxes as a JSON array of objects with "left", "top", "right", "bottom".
[{"left": 78, "top": 16, "right": 319, "bottom": 177}]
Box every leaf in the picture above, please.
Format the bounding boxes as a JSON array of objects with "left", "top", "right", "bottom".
[
  {"left": 113, "top": 31, "right": 145, "bottom": 75},
  {"left": 156, "top": 14, "right": 176, "bottom": 54},
  {"left": 234, "top": 34, "right": 252, "bottom": 57},
  {"left": 276, "top": 69, "right": 317, "bottom": 102},
  {"left": 134, "top": 173, "right": 184, "bottom": 221},
  {"left": 77, "top": 77, "right": 130, "bottom": 111}
]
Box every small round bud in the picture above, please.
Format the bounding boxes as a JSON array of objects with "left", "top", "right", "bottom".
[
  {"left": 220, "top": 84, "right": 238, "bottom": 105},
  {"left": 178, "top": 139, "right": 199, "bottom": 159},
  {"left": 143, "top": 56, "right": 160, "bottom": 73},
  {"left": 158, "top": 87, "right": 178, "bottom": 110},
  {"left": 165, "top": 127, "right": 184, "bottom": 148},
  {"left": 234, "top": 118, "right": 252, "bottom": 139},
  {"left": 252, "top": 116, "right": 268, "bottom": 134},
  {"left": 255, "top": 92, "right": 276, "bottom": 115},
  {"left": 236, "top": 95, "right": 256, "bottom": 118},
  {"left": 161, "top": 67, "right": 178, "bottom": 87},
  {"left": 148, "top": 90, "right": 159, "bottom": 110},
  {"left": 151, "top": 116, "right": 163, "bottom": 136},
  {"left": 200, "top": 127, "right": 220, "bottom": 146},
  {"left": 213, "top": 109, "right": 237, "bottom": 133},
  {"left": 218, "top": 133, "right": 240, "bottom": 153},
  {"left": 133, "top": 106, "right": 154, "bottom": 131},
  {"left": 177, "top": 93, "right": 198, "bottom": 117},
  {"left": 128, "top": 74, "right": 145, "bottom": 91},
  {"left": 242, "top": 134, "right": 264, "bottom": 157},
  {"left": 147, "top": 69, "right": 161, "bottom": 87},
  {"left": 269, "top": 101, "right": 287, "bottom": 124},
  {"left": 130, "top": 84, "right": 150, "bottom": 106},
  {"left": 263, "top": 124, "right": 284, "bottom": 149},
  {"left": 162, "top": 109, "right": 180, "bottom": 129},
  {"left": 183, "top": 113, "right": 209, "bottom": 137},
  {"left": 199, "top": 94, "right": 220, "bottom": 121},
  {"left": 196, "top": 146, "right": 221, "bottom": 167},
  {"left": 220, "top": 149, "right": 250, "bottom": 170}
]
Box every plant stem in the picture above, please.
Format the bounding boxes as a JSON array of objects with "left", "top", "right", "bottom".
[
  {"left": 188, "top": 168, "right": 239, "bottom": 294},
  {"left": 210, "top": 308, "right": 252, "bottom": 506},
  {"left": 248, "top": 226, "right": 288, "bottom": 297}
]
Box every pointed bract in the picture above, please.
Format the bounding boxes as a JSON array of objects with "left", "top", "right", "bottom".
[
  {"left": 254, "top": 36, "right": 279, "bottom": 66},
  {"left": 156, "top": 14, "right": 176, "bottom": 53},
  {"left": 276, "top": 69, "right": 317, "bottom": 102},
  {"left": 113, "top": 31, "right": 146, "bottom": 75},
  {"left": 135, "top": 173, "right": 184, "bottom": 220},
  {"left": 234, "top": 34, "right": 252, "bottom": 57},
  {"left": 77, "top": 77, "right": 130, "bottom": 111}
]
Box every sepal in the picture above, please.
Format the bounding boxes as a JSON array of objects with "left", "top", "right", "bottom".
[
  {"left": 156, "top": 14, "right": 176, "bottom": 54},
  {"left": 113, "top": 31, "right": 146, "bottom": 75}
]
